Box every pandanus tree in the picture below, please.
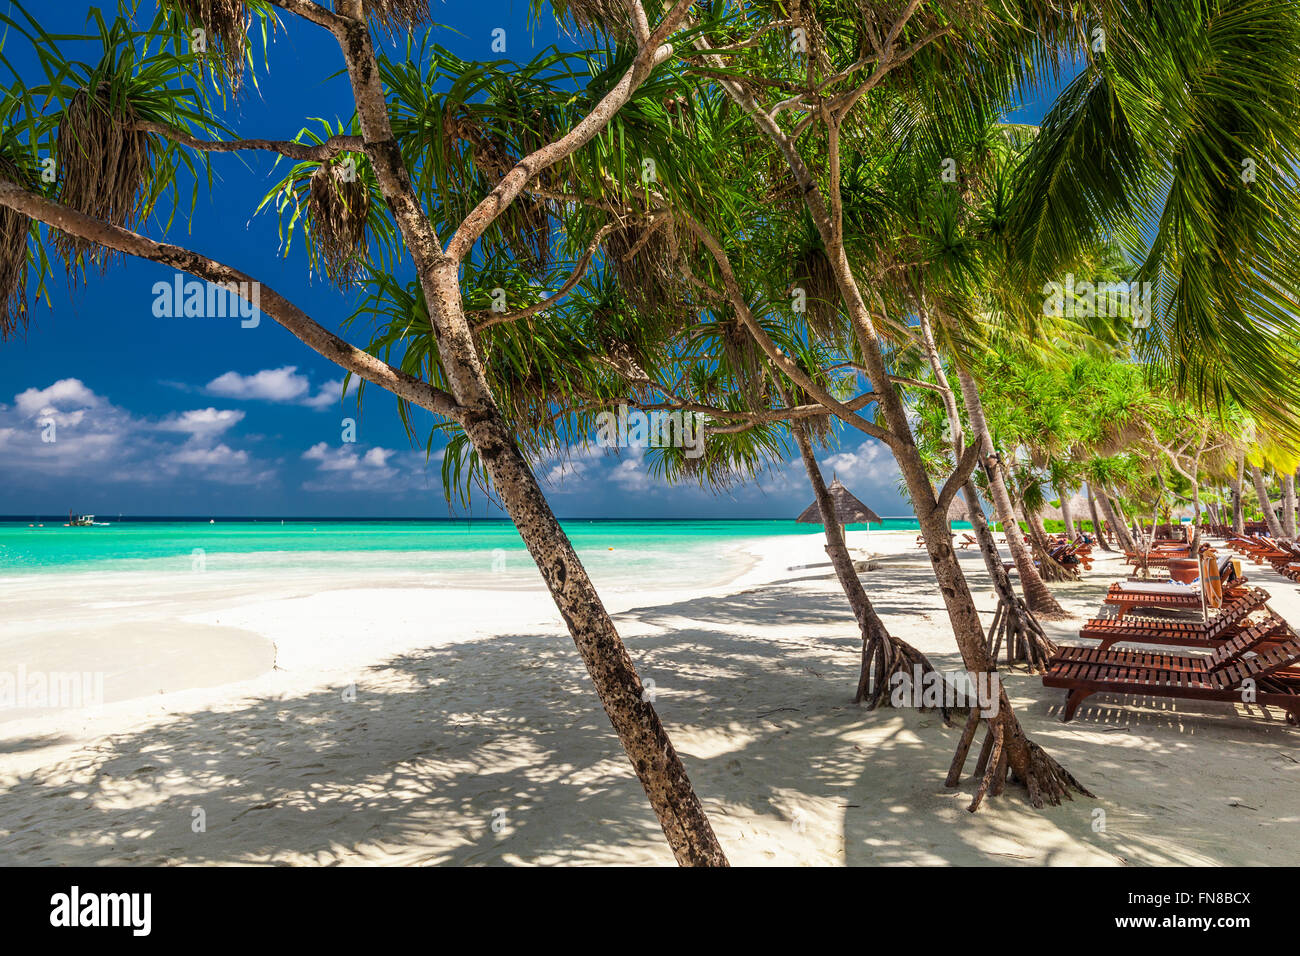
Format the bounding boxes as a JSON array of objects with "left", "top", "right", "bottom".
[
  {"left": 590, "top": 0, "right": 1300, "bottom": 806},
  {"left": 1240, "top": 422, "right": 1300, "bottom": 540},
  {"left": 1144, "top": 395, "right": 1234, "bottom": 548},
  {"left": 866, "top": 128, "right": 1080, "bottom": 636},
  {"left": 658, "top": 0, "right": 1101, "bottom": 807},
  {"left": 0, "top": 0, "right": 732, "bottom": 865},
  {"left": 455, "top": 0, "right": 1093, "bottom": 805}
]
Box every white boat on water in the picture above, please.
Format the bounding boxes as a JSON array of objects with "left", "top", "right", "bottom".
[{"left": 67, "top": 511, "right": 106, "bottom": 527}]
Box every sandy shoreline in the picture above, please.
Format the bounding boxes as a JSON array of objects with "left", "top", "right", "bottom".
[{"left": 2, "top": 528, "right": 1298, "bottom": 866}]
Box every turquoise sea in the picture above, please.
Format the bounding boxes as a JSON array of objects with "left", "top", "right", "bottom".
[{"left": 0, "top": 517, "right": 924, "bottom": 589}]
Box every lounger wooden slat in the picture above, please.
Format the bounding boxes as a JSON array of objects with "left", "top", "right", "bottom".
[{"left": 1044, "top": 628, "right": 1300, "bottom": 724}]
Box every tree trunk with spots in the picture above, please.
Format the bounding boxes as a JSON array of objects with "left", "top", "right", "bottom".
[
  {"left": 1283, "top": 472, "right": 1297, "bottom": 539},
  {"left": 329, "top": 11, "right": 727, "bottom": 865},
  {"left": 1231, "top": 451, "right": 1246, "bottom": 533},
  {"left": 1251, "top": 464, "right": 1284, "bottom": 538},
  {"left": 1085, "top": 484, "right": 1112, "bottom": 550},
  {"left": 420, "top": 274, "right": 727, "bottom": 866},
  {"left": 790, "top": 423, "right": 943, "bottom": 709},
  {"left": 954, "top": 369, "right": 1067, "bottom": 618}
]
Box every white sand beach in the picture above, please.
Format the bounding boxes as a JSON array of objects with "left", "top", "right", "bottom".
[{"left": 1, "top": 529, "right": 1298, "bottom": 866}]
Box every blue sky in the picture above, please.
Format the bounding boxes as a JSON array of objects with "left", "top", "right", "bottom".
[{"left": 0, "top": 3, "right": 1061, "bottom": 519}]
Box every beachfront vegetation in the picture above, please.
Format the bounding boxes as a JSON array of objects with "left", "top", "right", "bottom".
[{"left": 1, "top": 0, "right": 1298, "bottom": 863}]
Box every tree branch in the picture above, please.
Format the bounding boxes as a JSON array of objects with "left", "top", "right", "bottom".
[
  {"left": 0, "top": 181, "right": 461, "bottom": 421},
  {"left": 444, "top": 0, "right": 694, "bottom": 262},
  {"left": 470, "top": 222, "right": 618, "bottom": 331},
  {"left": 264, "top": 0, "right": 345, "bottom": 31},
  {"left": 131, "top": 120, "right": 363, "bottom": 161},
  {"left": 674, "top": 211, "right": 894, "bottom": 445},
  {"left": 937, "top": 443, "right": 983, "bottom": 516}
]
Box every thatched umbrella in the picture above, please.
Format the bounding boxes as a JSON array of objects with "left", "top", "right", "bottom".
[
  {"left": 947, "top": 496, "right": 978, "bottom": 525},
  {"left": 796, "top": 476, "right": 882, "bottom": 543},
  {"left": 1040, "top": 492, "right": 1088, "bottom": 524}
]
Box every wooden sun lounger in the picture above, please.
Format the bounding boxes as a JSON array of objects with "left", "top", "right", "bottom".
[
  {"left": 1124, "top": 548, "right": 1190, "bottom": 570},
  {"left": 1043, "top": 627, "right": 1300, "bottom": 724},
  {"left": 1103, "top": 581, "right": 1213, "bottom": 618},
  {"left": 1054, "top": 615, "right": 1287, "bottom": 675},
  {"left": 1079, "top": 588, "right": 1272, "bottom": 649}
]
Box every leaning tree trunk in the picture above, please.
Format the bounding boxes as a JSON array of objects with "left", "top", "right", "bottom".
[
  {"left": 839, "top": 308, "right": 1086, "bottom": 807},
  {"left": 915, "top": 308, "right": 1054, "bottom": 670},
  {"left": 330, "top": 16, "right": 726, "bottom": 865},
  {"left": 424, "top": 265, "right": 727, "bottom": 866},
  {"left": 1101, "top": 488, "right": 1137, "bottom": 552},
  {"left": 1283, "top": 473, "right": 1297, "bottom": 539},
  {"left": 1085, "top": 484, "right": 1112, "bottom": 550},
  {"left": 961, "top": 477, "right": 1057, "bottom": 671},
  {"left": 1231, "top": 451, "right": 1246, "bottom": 533},
  {"left": 954, "top": 368, "right": 1067, "bottom": 618},
  {"left": 790, "top": 423, "right": 945, "bottom": 709},
  {"left": 736, "top": 132, "right": 1086, "bottom": 807},
  {"left": 1251, "top": 464, "right": 1285, "bottom": 538},
  {"left": 1058, "top": 485, "right": 1076, "bottom": 538},
  {"left": 1025, "top": 492, "right": 1076, "bottom": 581},
  {"left": 896, "top": 437, "right": 1088, "bottom": 808}
]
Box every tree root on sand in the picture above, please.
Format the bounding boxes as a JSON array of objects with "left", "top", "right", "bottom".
[
  {"left": 856, "top": 631, "right": 953, "bottom": 724},
  {"left": 947, "top": 712, "right": 1094, "bottom": 811}
]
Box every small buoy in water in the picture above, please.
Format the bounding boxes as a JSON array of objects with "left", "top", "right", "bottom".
[{"left": 608, "top": 547, "right": 614, "bottom": 550}]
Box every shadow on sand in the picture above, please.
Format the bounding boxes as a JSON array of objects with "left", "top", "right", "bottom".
[{"left": 1, "top": 550, "right": 1296, "bottom": 865}]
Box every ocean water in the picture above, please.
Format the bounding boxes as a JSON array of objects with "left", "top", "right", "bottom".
[{"left": 0, "top": 517, "right": 923, "bottom": 591}]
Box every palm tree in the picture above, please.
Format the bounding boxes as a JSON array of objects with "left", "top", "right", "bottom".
[{"left": 1008, "top": 0, "right": 1300, "bottom": 448}]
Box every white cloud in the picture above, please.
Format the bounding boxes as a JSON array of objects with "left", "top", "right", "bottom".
[
  {"left": 299, "top": 377, "right": 358, "bottom": 410},
  {"left": 300, "top": 442, "right": 433, "bottom": 493},
  {"left": 157, "top": 407, "right": 245, "bottom": 437},
  {"left": 207, "top": 366, "right": 310, "bottom": 402},
  {"left": 609, "top": 458, "right": 651, "bottom": 491},
  {"left": 169, "top": 443, "right": 251, "bottom": 468},
  {"left": 14, "top": 378, "right": 99, "bottom": 417},
  {"left": 0, "top": 379, "right": 273, "bottom": 487},
  {"left": 206, "top": 366, "right": 358, "bottom": 411},
  {"left": 824, "top": 441, "right": 900, "bottom": 488}
]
